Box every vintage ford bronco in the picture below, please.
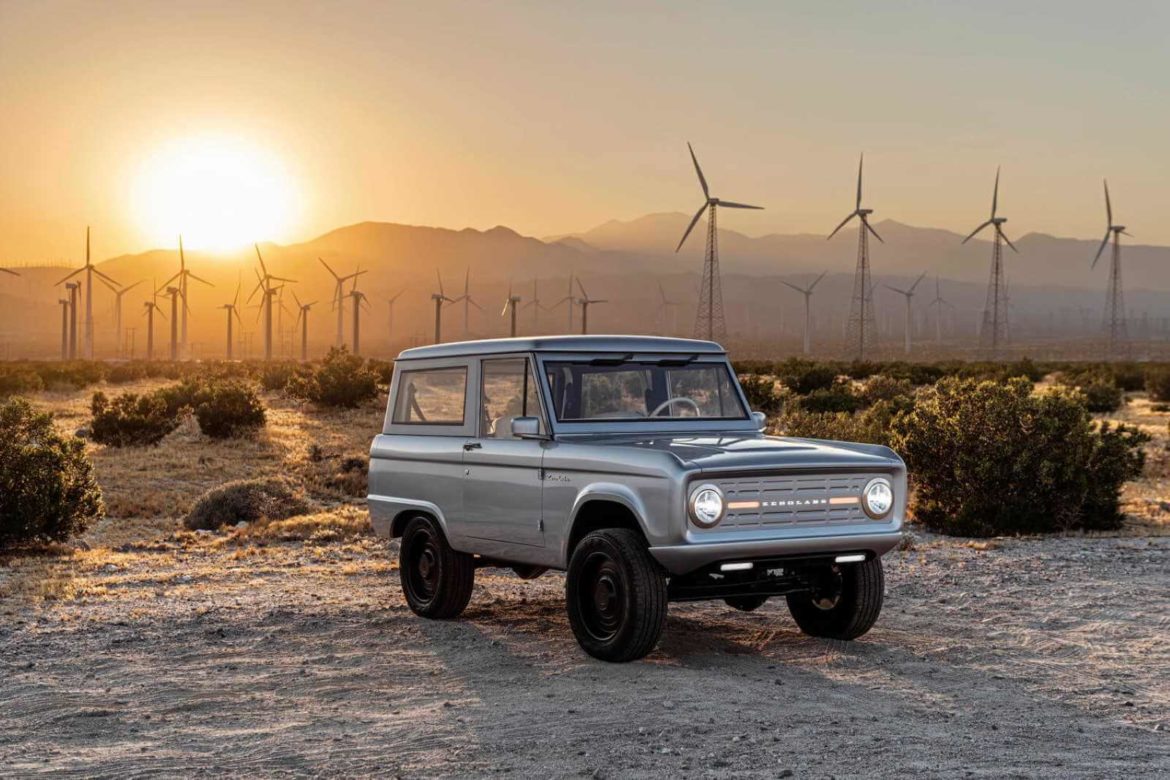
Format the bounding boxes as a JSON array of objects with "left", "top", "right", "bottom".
[{"left": 368, "top": 336, "right": 905, "bottom": 662}]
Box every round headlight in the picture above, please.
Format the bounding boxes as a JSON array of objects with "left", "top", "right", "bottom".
[
  {"left": 862, "top": 477, "right": 894, "bottom": 519},
  {"left": 688, "top": 483, "right": 725, "bottom": 528}
]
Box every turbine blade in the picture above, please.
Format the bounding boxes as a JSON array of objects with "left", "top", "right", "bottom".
[
  {"left": 856, "top": 153, "right": 864, "bottom": 210},
  {"left": 318, "top": 257, "right": 339, "bottom": 280},
  {"left": 97, "top": 275, "right": 119, "bottom": 293},
  {"left": 292, "top": 290, "right": 303, "bottom": 308},
  {"left": 1091, "top": 230, "right": 1111, "bottom": 268},
  {"left": 908, "top": 271, "right": 927, "bottom": 294},
  {"left": 991, "top": 167, "right": 1000, "bottom": 218},
  {"left": 999, "top": 226, "right": 1019, "bottom": 253},
  {"left": 716, "top": 200, "right": 763, "bottom": 210},
  {"left": 254, "top": 244, "right": 268, "bottom": 277},
  {"left": 187, "top": 272, "right": 214, "bottom": 287},
  {"left": 575, "top": 277, "right": 588, "bottom": 298},
  {"left": 864, "top": 218, "right": 884, "bottom": 243},
  {"left": 1104, "top": 179, "right": 1112, "bottom": 226},
  {"left": 687, "top": 142, "right": 709, "bottom": 199},
  {"left": 809, "top": 270, "right": 828, "bottom": 291},
  {"left": 676, "top": 202, "right": 707, "bottom": 252},
  {"left": 55, "top": 267, "right": 83, "bottom": 285},
  {"left": 827, "top": 211, "right": 857, "bottom": 240},
  {"left": 0, "top": 267, "right": 19, "bottom": 277},
  {"left": 961, "top": 220, "right": 993, "bottom": 244},
  {"left": 781, "top": 281, "right": 806, "bottom": 294},
  {"left": 885, "top": 285, "right": 908, "bottom": 295}
]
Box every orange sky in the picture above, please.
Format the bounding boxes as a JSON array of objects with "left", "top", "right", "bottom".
[{"left": 2, "top": 0, "right": 1168, "bottom": 264}]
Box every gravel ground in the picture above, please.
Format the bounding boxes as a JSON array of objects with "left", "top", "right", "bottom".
[{"left": 1, "top": 532, "right": 1167, "bottom": 778}]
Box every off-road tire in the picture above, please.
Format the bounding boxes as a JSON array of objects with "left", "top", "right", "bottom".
[
  {"left": 725, "top": 595, "right": 769, "bottom": 612},
  {"left": 565, "top": 528, "right": 668, "bottom": 662},
  {"left": 786, "top": 558, "right": 884, "bottom": 640},
  {"left": 399, "top": 516, "right": 475, "bottom": 619}
]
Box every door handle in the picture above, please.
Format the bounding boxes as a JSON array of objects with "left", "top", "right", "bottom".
[{"left": 463, "top": 442, "right": 482, "bottom": 451}]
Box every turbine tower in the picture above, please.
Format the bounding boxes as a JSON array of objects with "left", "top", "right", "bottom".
[
  {"left": 926, "top": 276, "right": 954, "bottom": 346},
  {"left": 1092, "top": 179, "right": 1131, "bottom": 356},
  {"left": 58, "top": 296, "right": 70, "bottom": 361},
  {"left": 248, "top": 245, "right": 296, "bottom": 361},
  {"left": 553, "top": 273, "right": 577, "bottom": 333},
  {"left": 828, "top": 155, "right": 882, "bottom": 360},
  {"left": 676, "top": 143, "right": 763, "bottom": 342},
  {"left": 501, "top": 283, "right": 522, "bottom": 338},
  {"left": 158, "top": 236, "right": 213, "bottom": 360},
  {"left": 782, "top": 271, "right": 827, "bottom": 356},
  {"left": 99, "top": 279, "right": 143, "bottom": 357},
  {"left": 320, "top": 258, "right": 366, "bottom": 347},
  {"left": 349, "top": 287, "right": 369, "bottom": 355},
  {"left": 884, "top": 272, "right": 927, "bottom": 356},
  {"left": 56, "top": 227, "right": 118, "bottom": 359},
  {"left": 962, "top": 167, "right": 1019, "bottom": 356},
  {"left": 220, "top": 277, "right": 242, "bottom": 360},
  {"left": 431, "top": 271, "right": 455, "bottom": 344},
  {"left": 453, "top": 268, "right": 483, "bottom": 339},
  {"left": 65, "top": 282, "right": 80, "bottom": 360},
  {"left": 521, "top": 278, "right": 544, "bottom": 332},
  {"left": 386, "top": 288, "right": 406, "bottom": 345},
  {"left": 292, "top": 291, "right": 316, "bottom": 361},
  {"left": 575, "top": 278, "right": 607, "bottom": 335},
  {"left": 165, "top": 286, "right": 181, "bottom": 361},
  {"left": 656, "top": 282, "right": 680, "bottom": 336}
]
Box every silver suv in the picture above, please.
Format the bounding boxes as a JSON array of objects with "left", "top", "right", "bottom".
[{"left": 369, "top": 336, "right": 905, "bottom": 662}]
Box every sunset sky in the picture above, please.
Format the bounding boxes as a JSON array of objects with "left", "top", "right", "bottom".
[{"left": 1, "top": 0, "right": 1167, "bottom": 263}]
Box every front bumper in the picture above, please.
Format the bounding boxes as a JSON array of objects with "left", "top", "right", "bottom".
[{"left": 649, "top": 529, "right": 903, "bottom": 576}]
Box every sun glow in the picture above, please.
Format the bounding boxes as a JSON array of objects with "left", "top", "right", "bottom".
[{"left": 130, "top": 135, "right": 301, "bottom": 253}]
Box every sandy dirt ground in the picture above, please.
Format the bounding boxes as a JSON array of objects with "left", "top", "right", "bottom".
[{"left": 1, "top": 525, "right": 1166, "bottom": 779}]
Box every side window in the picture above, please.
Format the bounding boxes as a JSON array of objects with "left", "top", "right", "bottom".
[
  {"left": 480, "top": 358, "right": 543, "bottom": 438},
  {"left": 393, "top": 367, "right": 467, "bottom": 425}
]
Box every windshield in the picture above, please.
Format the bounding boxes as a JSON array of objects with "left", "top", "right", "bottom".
[{"left": 544, "top": 359, "right": 747, "bottom": 422}]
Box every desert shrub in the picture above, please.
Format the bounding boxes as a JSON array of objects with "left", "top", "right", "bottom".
[
  {"left": 859, "top": 375, "right": 916, "bottom": 413},
  {"left": 34, "top": 361, "right": 107, "bottom": 390},
  {"left": 106, "top": 362, "right": 149, "bottom": 384},
  {"left": 738, "top": 373, "right": 784, "bottom": 415},
  {"left": 778, "top": 401, "right": 900, "bottom": 447},
  {"left": 1152, "top": 402, "right": 1170, "bottom": 413},
  {"left": 798, "top": 381, "right": 864, "bottom": 414},
  {"left": 259, "top": 362, "right": 300, "bottom": 393},
  {"left": 1079, "top": 381, "right": 1124, "bottom": 414},
  {"left": 1145, "top": 367, "right": 1170, "bottom": 402},
  {"left": 776, "top": 359, "right": 838, "bottom": 395},
  {"left": 0, "top": 398, "right": 103, "bottom": 548},
  {"left": 183, "top": 476, "right": 312, "bottom": 531},
  {"left": 366, "top": 359, "right": 396, "bottom": 386},
  {"left": 0, "top": 368, "right": 44, "bottom": 397},
  {"left": 891, "top": 377, "right": 1148, "bottom": 537},
  {"left": 290, "top": 346, "right": 379, "bottom": 408},
  {"left": 90, "top": 390, "right": 181, "bottom": 447},
  {"left": 154, "top": 379, "right": 204, "bottom": 417},
  {"left": 192, "top": 381, "right": 266, "bottom": 439},
  {"left": 1111, "top": 363, "right": 1146, "bottom": 393}
]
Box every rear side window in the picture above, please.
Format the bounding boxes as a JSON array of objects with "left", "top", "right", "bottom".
[{"left": 393, "top": 367, "right": 467, "bottom": 425}]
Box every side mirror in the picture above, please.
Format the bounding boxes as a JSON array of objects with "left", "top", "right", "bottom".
[
  {"left": 751, "top": 411, "right": 767, "bottom": 431},
  {"left": 512, "top": 416, "right": 543, "bottom": 439}
]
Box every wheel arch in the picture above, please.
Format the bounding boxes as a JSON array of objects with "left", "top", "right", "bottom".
[{"left": 562, "top": 485, "right": 652, "bottom": 565}]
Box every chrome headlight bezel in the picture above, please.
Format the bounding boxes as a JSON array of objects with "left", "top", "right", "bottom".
[
  {"left": 688, "top": 483, "right": 726, "bottom": 528},
  {"left": 861, "top": 477, "right": 894, "bottom": 520}
]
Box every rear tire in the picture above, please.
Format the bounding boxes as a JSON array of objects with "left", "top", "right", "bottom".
[
  {"left": 565, "top": 528, "right": 667, "bottom": 662},
  {"left": 399, "top": 516, "right": 475, "bottom": 619},
  {"left": 785, "top": 558, "right": 884, "bottom": 640},
  {"left": 725, "top": 595, "right": 769, "bottom": 612}
]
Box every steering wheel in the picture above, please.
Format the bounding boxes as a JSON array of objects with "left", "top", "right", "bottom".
[{"left": 649, "top": 396, "right": 701, "bottom": 418}]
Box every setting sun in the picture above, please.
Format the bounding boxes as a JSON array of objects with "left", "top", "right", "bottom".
[{"left": 129, "top": 135, "right": 300, "bottom": 253}]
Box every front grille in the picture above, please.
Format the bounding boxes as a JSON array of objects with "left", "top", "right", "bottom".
[{"left": 714, "top": 473, "right": 874, "bottom": 529}]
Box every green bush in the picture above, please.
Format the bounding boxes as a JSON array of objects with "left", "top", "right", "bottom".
[
  {"left": 184, "top": 476, "right": 312, "bottom": 531},
  {"left": 859, "top": 375, "right": 916, "bottom": 413},
  {"left": 891, "top": 377, "right": 1148, "bottom": 537},
  {"left": 366, "top": 359, "right": 396, "bottom": 386},
  {"left": 1080, "top": 381, "right": 1124, "bottom": 414},
  {"left": 192, "top": 381, "right": 266, "bottom": 439},
  {"left": 738, "top": 373, "right": 784, "bottom": 415},
  {"left": 0, "top": 398, "right": 103, "bottom": 548},
  {"left": 90, "top": 390, "right": 181, "bottom": 447},
  {"left": 0, "top": 368, "right": 44, "bottom": 397},
  {"left": 154, "top": 380, "right": 204, "bottom": 417},
  {"left": 259, "top": 362, "right": 300, "bottom": 393},
  {"left": 778, "top": 401, "right": 900, "bottom": 447},
  {"left": 776, "top": 359, "right": 839, "bottom": 395},
  {"left": 290, "top": 347, "right": 379, "bottom": 408},
  {"left": 798, "top": 382, "right": 864, "bottom": 414},
  {"left": 1146, "top": 367, "right": 1170, "bottom": 402},
  {"left": 106, "top": 362, "right": 149, "bottom": 384}
]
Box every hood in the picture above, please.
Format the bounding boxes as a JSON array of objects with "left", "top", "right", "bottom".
[{"left": 560, "top": 432, "right": 903, "bottom": 473}]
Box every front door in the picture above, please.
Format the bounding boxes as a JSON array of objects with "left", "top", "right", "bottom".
[{"left": 461, "top": 357, "right": 546, "bottom": 548}]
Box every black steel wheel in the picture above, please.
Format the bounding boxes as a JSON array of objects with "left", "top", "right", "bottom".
[
  {"left": 785, "top": 558, "right": 884, "bottom": 640},
  {"left": 399, "top": 516, "right": 475, "bottom": 619},
  {"left": 565, "top": 528, "right": 667, "bottom": 662}
]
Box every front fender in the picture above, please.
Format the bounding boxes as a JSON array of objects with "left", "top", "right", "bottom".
[{"left": 560, "top": 482, "right": 656, "bottom": 563}]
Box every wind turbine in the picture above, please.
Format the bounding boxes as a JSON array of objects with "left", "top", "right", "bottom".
[
  {"left": 1092, "top": 179, "right": 1131, "bottom": 355},
  {"left": 782, "top": 271, "right": 828, "bottom": 356},
  {"left": 220, "top": 276, "right": 243, "bottom": 360},
  {"left": 575, "top": 278, "right": 607, "bottom": 335},
  {"left": 386, "top": 288, "right": 406, "bottom": 345},
  {"left": 501, "top": 283, "right": 522, "bottom": 338},
  {"left": 56, "top": 227, "right": 117, "bottom": 359},
  {"left": 157, "top": 236, "right": 213, "bottom": 360},
  {"left": 552, "top": 273, "right": 577, "bottom": 333},
  {"left": 248, "top": 244, "right": 297, "bottom": 361},
  {"left": 293, "top": 290, "right": 317, "bottom": 361},
  {"left": 828, "top": 155, "right": 883, "bottom": 360},
  {"left": 884, "top": 272, "right": 927, "bottom": 356},
  {"left": 141, "top": 281, "right": 165, "bottom": 361},
  {"left": 962, "top": 167, "right": 1019, "bottom": 356},
  {"left": 655, "top": 282, "right": 680, "bottom": 336},
  {"left": 319, "top": 258, "right": 366, "bottom": 347},
  {"left": 98, "top": 278, "right": 143, "bottom": 358},
  {"left": 926, "top": 276, "right": 955, "bottom": 346},
  {"left": 676, "top": 143, "right": 763, "bottom": 341},
  {"left": 431, "top": 271, "right": 455, "bottom": 344},
  {"left": 521, "top": 278, "right": 544, "bottom": 332},
  {"left": 453, "top": 267, "right": 483, "bottom": 339}
]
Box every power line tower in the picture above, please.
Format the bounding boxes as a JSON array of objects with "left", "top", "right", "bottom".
[
  {"left": 962, "top": 168, "right": 1018, "bottom": 358},
  {"left": 829, "top": 154, "right": 882, "bottom": 360}
]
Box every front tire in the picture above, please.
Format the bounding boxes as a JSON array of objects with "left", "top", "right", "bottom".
[
  {"left": 565, "top": 529, "right": 667, "bottom": 662},
  {"left": 399, "top": 516, "right": 475, "bottom": 619},
  {"left": 786, "top": 558, "right": 884, "bottom": 640}
]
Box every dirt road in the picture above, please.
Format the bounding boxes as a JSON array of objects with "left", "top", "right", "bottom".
[{"left": 1, "top": 531, "right": 1167, "bottom": 778}]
